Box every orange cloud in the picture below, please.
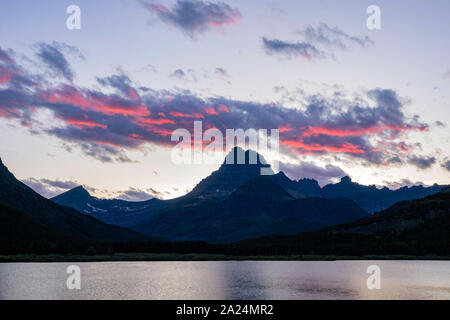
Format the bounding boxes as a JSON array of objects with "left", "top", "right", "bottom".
[
  {"left": 217, "top": 104, "right": 229, "bottom": 113},
  {"left": 66, "top": 119, "right": 107, "bottom": 129},
  {"left": 204, "top": 107, "right": 218, "bottom": 115},
  {"left": 169, "top": 111, "right": 204, "bottom": 119},
  {"left": 282, "top": 139, "right": 365, "bottom": 154},
  {"left": 42, "top": 89, "right": 150, "bottom": 117},
  {"left": 137, "top": 118, "right": 175, "bottom": 125}
]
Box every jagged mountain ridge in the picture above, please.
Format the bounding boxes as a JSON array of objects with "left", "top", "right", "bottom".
[
  {"left": 133, "top": 175, "right": 369, "bottom": 243},
  {"left": 182, "top": 147, "right": 445, "bottom": 213},
  {"left": 52, "top": 186, "right": 168, "bottom": 228},
  {"left": 267, "top": 172, "right": 444, "bottom": 213}
]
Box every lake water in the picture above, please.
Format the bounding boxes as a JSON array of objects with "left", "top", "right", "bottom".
[{"left": 0, "top": 261, "right": 449, "bottom": 300}]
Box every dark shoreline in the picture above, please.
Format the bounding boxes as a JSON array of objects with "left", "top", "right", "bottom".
[{"left": 1, "top": 253, "right": 449, "bottom": 263}]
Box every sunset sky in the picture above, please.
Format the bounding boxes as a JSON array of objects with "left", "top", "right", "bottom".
[{"left": 0, "top": 0, "right": 449, "bottom": 200}]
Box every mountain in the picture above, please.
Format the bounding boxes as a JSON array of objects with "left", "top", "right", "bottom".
[
  {"left": 52, "top": 186, "right": 168, "bottom": 228},
  {"left": 0, "top": 202, "right": 65, "bottom": 242},
  {"left": 236, "top": 187, "right": 450, "bottom": 256},
  {"left": 328, "top": 185, "right": 450, "bottom": 236},
  {"left": 267, "top": 173, "right": 444, "bottom": 213},
  {"left": 43, "top": 146, "right": 445, "bottom": 244},
  {"left": 133, "top": 175, "right": 369, "bottom": 243},
  {"left": 186, "top": 147, "right": 272, "bottom": 200},
  {"left": 268, "top": 172, "right": 321, "bottom": 198},
  {"left": 51, "top": 146, "right": 445, "bottom": 233},
  {"left": 0, "top": 157, "right": 143, "bottom": 242},
  {"left": 225, "top": 175, "right": 295, "bottom": 202},
  {"left": 321, "top": 176, "right": 444, "bottom": 213}
]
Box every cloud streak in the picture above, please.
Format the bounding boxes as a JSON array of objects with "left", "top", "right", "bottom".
[
  {"left": 262, "top": 37, "right": 323, "bottom": 61},
  {"left": 35, "top": 41, "right": 83, "bottom": 82},
  {"left": 263, "top": 23, "right": 373, "bottom": 61},
  {"left": 299, "top": 23, "right": 374, "bottom": 50}
]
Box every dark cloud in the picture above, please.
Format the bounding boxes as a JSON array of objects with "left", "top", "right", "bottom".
[
  {"left": 408, "top": 155, "right": 436, "bottom": 170},
  {"left": 96, "top": 74, "right": 139, "bottom": 99},
  {"left": 435, "top": 121, "right": 446, "bottom": 127},
  {"left": 388, "top": 156, "right": 403, "bottom": 165},
  {"left": 263, "top": 23, "right": 373, "bottom": 61},
  {"left": 35, "top": 42, "right": 81, "bottom": 82},
  {"left": 0, "top": 44, "right": 433, "bottom": 167},
  {"left": 21, "top": 177, "right": 79, "bottom": 198},
  {"left": 97, "top": 74, "right": 131, "bottom": 90},
  {"left": 441, "top": 160, "right": 450, "bottom": 172},
  {"left": 280, "top": 162, "right": 347, "bottom": 186},
  {"left": 0, "top": 47, "right": 41, "bottom": 90},
  {"left": 171, "top": 69, "right": 186, "bottom": 79},
  {"left": 262, "top": 37, "right": 323, "bottom": 60},
  {"left": 77, "top": 143, "right": 136, "bottom": 163},
  {"left": 0, "top": 47, "right": 14, "bottom": 65},
  {"left": 169, "top": 68, "right": 198, "bottom": 82},
  {"left": 299, "top": 23, "right": 374, "bottom": 50},
  {"left": 40, "top": 178, "right": 79, "bottom": 190},
  {"left": 140, "top": 0, "right": 242, "bottom": 37}
]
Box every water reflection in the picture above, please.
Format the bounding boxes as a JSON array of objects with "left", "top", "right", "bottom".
[{"left": 0, "top": 261, "right": 449, "bottom": 300}]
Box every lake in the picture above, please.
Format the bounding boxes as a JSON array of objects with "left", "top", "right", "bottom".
[{"left": 0, "top": 261, "right": 449, "bottom": 299}]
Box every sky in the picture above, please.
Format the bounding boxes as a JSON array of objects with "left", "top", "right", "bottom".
[{"left": 0, "top": 0, "right": 449, "bottom": 200}]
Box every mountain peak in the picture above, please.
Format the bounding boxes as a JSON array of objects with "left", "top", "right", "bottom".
[
  {"left": 340, "top": 176, "right": 352, "bottom": 183},
  {"left": 0, "top": 157, "right": 6, "bottom": 171},
  {"left": 0, "top": 156, "right": 16, "bottom": 181},
  {"left": 72, "top": 185, "right": 90, "bottom": 195},
  {"left": 52, "top": 185, "right": 91, "bottom": 201},
  {"left": 298, "top": 177, "right": 320, "bottom": 186},
  {"left": 188, "top": 147, "right": 273, "bottom": 199},
  {"left": 223, "top": 147, "right": 270, "bottom": 167},
  {"left": 276, "top": 171, "right": 288, "bottom": 178}
]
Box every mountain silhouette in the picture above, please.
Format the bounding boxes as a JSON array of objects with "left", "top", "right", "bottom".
[
  {"left": 187, "top": 147, "right": 272, "bottom": 200},
  {"left": 133, "top": 174, "right": 369, "bottom": 243},
  {"left": 264, "top": 172, "right": 444, "bottom": 213},
  {"left": 238, "top": 187, "right": 450, "bottom": 256},
  {"left": 225, "top": 175, "right": 295, "bottom": 202},
  {"left": 191, "top": 152, "right": 444, "bottom": 214},
  {"left": 49, "top": 147, "right": 446, "bottom": 243},
  {"left": 0, "top": 157, "right": 143, "bottom": 242},
  {"left": 269, "top": 172, "right": 322, "bottom": 198},
  {"left": 320, "top": 176, "right": 444, "bottom": 213},
  {"left": 52, "top": 186, "right": 168, "bottom": 228}
]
